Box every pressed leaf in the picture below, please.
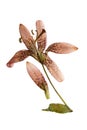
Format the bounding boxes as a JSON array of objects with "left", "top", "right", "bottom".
[
  {"left": 6, "top": 50, "right": 30, "bottom": 67},
  {"left": 46, "top": 42, "right": 78, "bottom": 54},
  {"left": 19, "top": 24, "right": 34, "bottom": 49},
  {"left": 44, "top": 55, "right": 64, "bottom": 82},
  {"left": 36, "top": 20, "right": 47, "bottom": 52},
  {"left": 26, "top": 61, "right": 50, "bottom": 99},
  {"left": 42, "top": 103, "right": 73, "bottom": 113}
]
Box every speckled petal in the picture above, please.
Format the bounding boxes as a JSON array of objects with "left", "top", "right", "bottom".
[
  {"left": 44, "top": 55, "right": 64, "bottom": 82},
  {"left": 36, "top": 20, "right": 47, "bottom": 52},
  {"left": 26, "top": 61, "right": 49, "bottom": 99},
  {"left": 46, "top": 42, "right": 78, "bottom": 54},
  {"left": 19, "top": 24, "right": 34, "bottom": 49},
  {"left": 6, "top": 50, "right": 30, "bottom": 67}
]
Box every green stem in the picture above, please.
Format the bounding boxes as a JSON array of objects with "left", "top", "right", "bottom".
[{"left": 42, "top": 64, "right": 72, "bottom": 111}]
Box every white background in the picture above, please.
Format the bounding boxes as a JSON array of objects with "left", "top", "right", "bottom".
[{"left": 0, "top": 0, "right": 87, "bottom": 129}]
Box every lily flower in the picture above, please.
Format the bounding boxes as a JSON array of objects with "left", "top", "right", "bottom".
[{"left": 6, "top": 20, "right": 78, "bottom": 99}]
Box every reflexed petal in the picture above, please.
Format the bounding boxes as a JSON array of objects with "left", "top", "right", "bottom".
[
  {"left": 6, "top": 50, "right": 30, "bottom": 67},
  {"left": 19, "top": 24, "right": 34, "bottom": 49},
  {"left": 26, "top": 62, "right": 50, "bottom": 99},
  {"left": 44, "top": 55, "right": 64, "bottom": 82},
  {"left": 36, "top": 20, "right": 47, "bottom": 52},
  {"left": 46, "top": 42, "right": 78, "bottom": 54}
]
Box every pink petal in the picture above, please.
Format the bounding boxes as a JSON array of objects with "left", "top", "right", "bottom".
[
  {"left": 6, "top": 50, "right": 30, "bottom": 67},
  {"left": 36, "top": 20, "right": 47, "bottom": 52},
  {"left": 46, "top": 42, "right": 78, "bottom": 54},
  {"left": 19, "top": 24, "right": 34, "bottom": 49},
  {"left": 26, "top": 62, "right": 49, "bottom": 99},
  {"left": 44, "top": 55, "right": 64, "bottom": 82}
]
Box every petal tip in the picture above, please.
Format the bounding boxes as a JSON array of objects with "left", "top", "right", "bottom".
[
  {"left": 6, "top": 62, "right": 14, "bottom": 68},
  {"left": 74, "top": 46, "right": 78, "bottom": 50},
  {"left": 59, "top": 78, "right": 64, "bottom": 82},
  {"left": 26, "top": 61, "right": 29, "bottom": 66},
  {"left": 36, "top": 20, "right": 43, "bottom": 23},
  {"left": 19, "top": 23, "right": 23, "bottom": 27},
  {"left": 56, "top": 74, "right": 64, "bottom": 82}
]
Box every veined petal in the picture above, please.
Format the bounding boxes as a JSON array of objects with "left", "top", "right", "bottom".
[
  {"left": 44, "top": 55, "right": 64, "bottom": 82},
  {"left": 6, "top": 50, "right": 30, "bottom": 67},
  {"left": 46, "top": 42, "right": 78, "bottom": 54},
  {"left": 36, "top": 20, "right": 47, "bottom": 52},
  {"left": 26, "top": 61, "right": 49, "bottom": 99},
  {"left": 19, "top": 24, "right": 34, "bottom": 49}
]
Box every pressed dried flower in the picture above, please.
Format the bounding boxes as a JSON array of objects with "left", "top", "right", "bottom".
[
  {"left": 46, "top": 42, "right": 78, "bottom": 54},
  {"left": 26, "top": 61, "right": 50, "bottom": 99},
  {"left": 7, "top": 20, "right": 78, "bottom": 113}
]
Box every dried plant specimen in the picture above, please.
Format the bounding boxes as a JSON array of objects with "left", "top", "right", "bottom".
[{"left": 7, "top": 20, "right": 78, "bottom": 113}]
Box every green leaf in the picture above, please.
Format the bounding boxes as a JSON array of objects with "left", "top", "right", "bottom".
[{"left": 42, "top": 103, "right": 73, "bottom": 114}]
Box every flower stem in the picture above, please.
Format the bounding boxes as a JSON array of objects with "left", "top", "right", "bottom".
[{"left": 42, "top": 64, "right": 73, "bottom": 112}]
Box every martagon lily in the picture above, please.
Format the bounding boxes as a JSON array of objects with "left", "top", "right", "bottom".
[{"left": 7, "top": 20, "right": 78, "bottom": 113}]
